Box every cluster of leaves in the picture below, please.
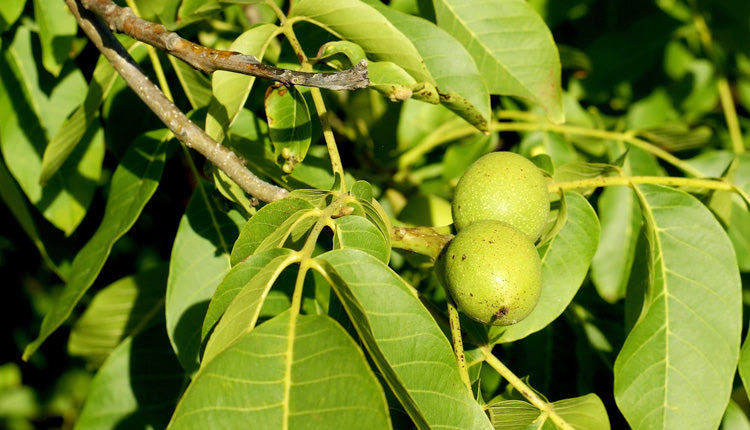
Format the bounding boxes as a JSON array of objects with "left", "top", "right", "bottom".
[{"left": 2, "top": 0, "right": 750, "bottom": 429}]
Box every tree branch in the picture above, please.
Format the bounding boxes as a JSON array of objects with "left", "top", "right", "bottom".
[
  {"left": 79, "top": 0, "right": 369, "bottom": 91},
  {"left": 66, "top": 0, "right": 289, "bottom": 203}
]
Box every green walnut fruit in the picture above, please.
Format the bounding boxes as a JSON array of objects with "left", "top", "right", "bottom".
[
  {"left": 441, "top": 220, "right": 542, "bottom": 326},
  {"left": 452, "top": 152, "right": 549, "bottom": 240}
]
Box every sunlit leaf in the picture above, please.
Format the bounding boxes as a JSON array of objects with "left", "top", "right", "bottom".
[
  {"left": 365, "top": 1, "right": 491, "bottom": 131},
  {"left": 0, "top": 0, "right": 24, "bottom": 32},
  {"left": 205, "top": 23, "right": 279, "bottom": 143},
  {"left": 289, "top": 0, "right": 433, "bottom": 83},
  {"left": 33, "top": 0, "right": 77, "bottom": 76},
  {"left": 40, "top": 44, "right": 132, "bottom": 184},
  {"left": 614, "top": 184, "right": 741, "bottom": 430},
  {"left": 316, "top": 249, "right": 493, "bottom": 430},
  {"left": 68, "top": 266, "right": 168, "bottom": 367},
  {"left": 169, "top": 311, "right": 391, "bottom": 429},
  {"left": 202, "top": 248, "right": 294, "bottom": 340},
  {"left": 0, "top": 27, "right": 104, "bottom": 235},
  {"left": 231, "top": 198, "right": 316, "bottom": 264},
  {"left": 489, "top": 394, "right": 609, "bottom": 430},
  {"left": 332, "top": 215, "right": 389, "bottom": 263},
  {"left": 433, "top": 0, "right": 563, "bottom": 122},
  {"left": 201, "top": 249, "right": 298, "bottom": 366}
]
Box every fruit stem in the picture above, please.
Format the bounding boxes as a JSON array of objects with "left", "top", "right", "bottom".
[
  {"left": 480, "top": 346, "right": 575, "bottom": 430},
  {"left": 447, "top": 295, "right": 472, "bottom": 393}
]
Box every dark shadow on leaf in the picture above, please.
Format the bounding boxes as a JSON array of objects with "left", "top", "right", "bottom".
[
  {"left": 173, "top": 299, "right": 211, "bottom": 375},
  {"left": 113, "top": 323, "right": 186, "bottom": 430}
]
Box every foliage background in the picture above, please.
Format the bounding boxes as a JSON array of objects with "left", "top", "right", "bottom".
[{"left": 1, "top": 0, "right": 749, "bottom": 429}]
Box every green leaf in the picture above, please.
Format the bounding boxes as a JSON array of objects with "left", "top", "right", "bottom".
[
  {"left": 169, "top": 311, "right": 391, "bottom": 429},
  {"left": 721, "top": 399, "right": 750, "bottom": 430},
  {"left": 359, "top": 198, "right": 392, "bottom": 251},
  {"left": 397, "top": 99, "right": 463, "bottom": 155},
  {"left": 33, "top": 0, "right": 77, "bottom": 76},
  {"left": 433, "top": 0, "right": 563, "bottom": 122},
  {"left": 365, "top": 1, "right": 491, "bottom": 131},
  {"left": 0, "top": 157, "right": 61, "bottom": 278},
  {"left": 75, "top": 324, "right": 185, "bottom": 430},
  {"left": 265, "top": 85, "right": 312, "bottom": 171},
  {"left": 205, "top": 23, "right": 279, "bottom": 143},
  {"left": 590, "top": 186, "right": 642, "bottom": 303},
  {"left": 332, "top": 215, "right": 389, "bottom": 263},
  {"left": 350, "top": 180, "right": 374, "bottom": 202},
  {"left": 397, "top": 193, "right": 453, "bottom": 227},
  {"left": 231, "top": 198, "right": 316, "bottom": 265},
  {"left": 165, "top": 180, "right": 245, "bottom": 375},
  {"left": 314, "top": 40, "right": 418, "bottom": 100},
  {"left": 552, "top": 394, "right": 610, "bottom": 429},
  {"left": 316, "top": 249, "right": 493, "bottom": 430},
  {"left": 201, "top": 249, "right": 298, "bottom": 365},
  {"left": 488, "top": 400, "right": 539, "bottom": 429},
  {"left": 614, "top": 184, "right": 742, "bottom": 430},
  {"left": 23, "top": 131, "right": 171, "bottom": 360},
  {"left": 289, "top": 0, "right": 433, "bottom": 84},
  {"left": 40, "top": 45, "right": 130, "bottom": 184},
  {"left": 68, "top": 266, "right": 168, "bottom": 367},
  {"left": 491, "top": 192, "right": 600, "bottom": 344},
  {"left": 0, "top": 0, "right": 24, "bottom": 33},
  {"left": 202, "top": 248, "right": 294, "bottom": 340},
  {"left": 168, "top": 55, "right": 213, "bottom": 109},
  {"left": 0, "top": 27, "right": 104, "bottom": 235},
  {"left": 227, "top": 109, "right": 345, "bottom": 191},
  {"left": 489, "top": 394, "right": 610, "bottom": 429}
]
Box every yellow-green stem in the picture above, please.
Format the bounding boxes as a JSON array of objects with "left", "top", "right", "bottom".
[
  {"left": 290, "top": 260, "right": 310, "bottom": 316},
  {"left": 395, "top": 116, "right": 706, "bottom": 178},
  {"left": 310, "top": 88, "right": 347, "bottom": 192},
  {"left": 264, "top": 0, "right": 287, "bottom": 23},
  {"left": 446, "top": 296, "right": 471, "bottom": 393},
  {"left": 397, "top": 119, "right": 477, "bottom": 171},
  {"left": 549, "top": 175, "right": 734, "bottom": 193},
  {"left": 280, "top": 22, "right": 346, "bottom": 191},
  {"left": 490, "top": 121, "right": 705, "bottom": 177},
  {"left": 481, "top": 347, "right": 575, "bottom": 430},
  {"left": 718, "top": 78, "right": 745, "bottom": 154}
]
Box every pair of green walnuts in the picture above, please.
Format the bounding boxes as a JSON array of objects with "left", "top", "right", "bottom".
[{"left": 439, "top": 152, "right": 549, "bottom": 326}]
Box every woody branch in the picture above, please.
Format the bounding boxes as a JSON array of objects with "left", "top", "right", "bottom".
[{"left": 79, "top": 0, "right": 370, "bottom": 91}]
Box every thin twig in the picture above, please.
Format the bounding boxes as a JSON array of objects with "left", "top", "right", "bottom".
[
  {"left": 79, "top": 0, "right": 369, "bottom": 91},
  {"left": 481, "top": 347, "right": 575, "bottom": 430},
  {"left": 66, "top": 0, "right": 288, "bottom": 203},
  {"left": 717, "top": 78, "right": 745, "bottom": 154}
]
